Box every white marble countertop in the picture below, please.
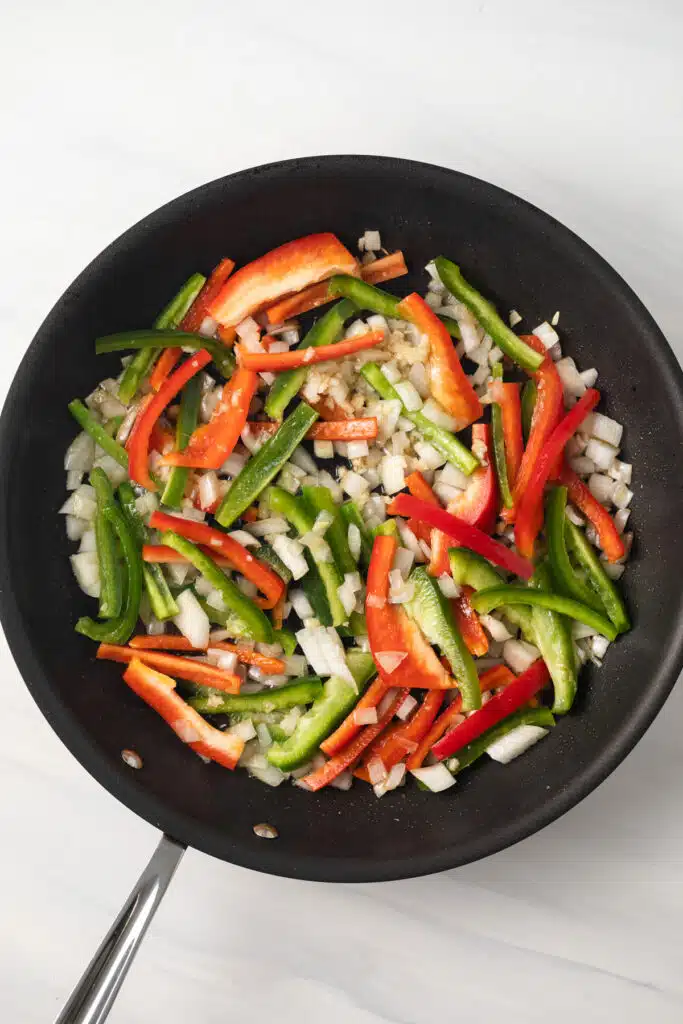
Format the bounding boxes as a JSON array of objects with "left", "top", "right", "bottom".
[{"left": 2, "top": 1, "right": 682, "bottom": 1020}]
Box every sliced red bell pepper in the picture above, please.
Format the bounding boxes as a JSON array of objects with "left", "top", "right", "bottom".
[
  {"left": 388, "top": 493, "right": 533, "bottom": 579},
  {"left": 404, "top": 470, "right": 440, "bottom": 545},
  {"left": 488, "top": 380, "right": 523, "bottom": 488},
  {"left": 515, "top": 389, "right": 600, "bottom": 558},
  {"left": 506, "top": 334, "right": 564, "bottom": 521},
  {"left": 148, "top": 511, "right": 285, "bottom": 610},
  {"left": 143, "top": 543, "right": 232, "bottom": 568},
  {"left": 122, "top": 658, "right": 244, "bottom": 768},
  {"left": 301, "top": 687, "right": 410, "bottom": 791},
  {"left": 264, "top": 250, "right": 408, "bottom": 324},
  {"left": 428, "top": 423, "right": 498, "bottom": 576},
  {"left": 354, "top": 690, "right": 444, "bottom": 782},
  {"left": 149, "top": 347, "right": 182, "bottom": 392},
  {"left": 126, "top": 349, "right": 212, "bottom": 490},
  {"left": 452, "top": 587, "right": 489, "bottom": 656},
  {"left": 431, "top": 659, "right": 551, "bottom": 761},
  {"left": 180, "top": 257, "right": 235, "bottom": 334},
  {"left": 407, "top": 665, "right": 515, "bottom": 769},
  {"left": 558, "top": 463, "right": 626, "bottom": 562},
  {"left": 236, "top": 329, "right": 383, "bottom": 371},
  {"left": 320, "top": 675, "right": 392, "bottom": 757},
  {"left": 208, "top": 233, "right": 358, "bottom": 327},
  {"left": 397, "top": 293, "right": 482, "bottom": 430},
  {"left": 99, "top": 644, "right": 242, "bottom": 693},
  {"left": 128, "top": 634, "right": 286, "bottom": 674},
  {"left": 245, "top": 417, "right": 379, "bottom": 442},
  {"left": 366, "top": 533, "right": 454, "bottom": 687},
  {"left": 159, "top": 365, "right": 257, "bottom": 470}
]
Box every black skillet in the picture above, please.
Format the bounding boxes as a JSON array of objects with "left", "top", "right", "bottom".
[{"left": 1, "top": 156, "right": 682, "bottom": 1023}]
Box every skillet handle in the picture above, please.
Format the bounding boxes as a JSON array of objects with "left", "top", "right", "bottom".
[{"left": 54, "top": 833, "right": 186, "bottom": 1024}]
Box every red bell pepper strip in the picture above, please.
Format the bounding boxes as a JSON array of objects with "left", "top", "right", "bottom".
[
  {"left": 557, "top": 464, "right": 626, "bottom": 562},
  {"left": 236, "top": 329, "right": 383, "bottom": 372},
  {"left": 354, "top": 690, "right": 444, "bottom": 782},
  {"left": 148, "top": 511, "right": 285, "bottom": 611},
  {"left": 143, "top": 543, "right": 232, "bottom": 568},
  {"left": 505, "top": 334, "right": 564, "bottom": 522},
  {"left": 320, "top": 675, "right": 393, "bottom": 757},
  {"left": 99, "top": 644, "right": 242, "bottom": 693},
  {"left": 128, "top": 635, "right": 286, "bottom": 675},
  {"left": 432, "top": 659, "right": 551, "bottom": 761},
  {"left": 388, "top": 493, "right": 533, "bottom": 579},
  {"left": 301, "top": 688, "right": 410, "bottom": 791},
  {"left": 397, "top": 293, "right": 482, "bottom": 430},
  {"left": 208, "top": 233, "right": 358, "bottom": 327},
  {"left": 264, "top": 251, "right": 408, "bottom": 324},
  {"left": 405, "top": 470, "right": 440, "bottom": 545},
  {"left": 126, "top": 349, "right": 212, "bottom": 490},
  {"left": 245, "top": 418, "right": 379, "bottom": 442},
  {"left": 365, "top": 533, "right": 454, "bottom": 688},
  {"left": 159, "top": 365, "right": 257, "bottom": 470},
  {"left": 407, "top": 665, "right": 515, "bottom": 769},
  {"left": 180, "top": 257, "right": 235, "bottom": 334},
  {"left": 122, "top": 658, "right": 244, "bottom": 769},
  {"left": 488, "top": 380, "right": 524, "bottom": 488},
  {"left": 149, "top": 347, "right": 182, "bottom": 392},
  {"left": 515, "top": 389, "right": 600, "bottom": 558},
  {"left": 428, "top": 424, "right": 498, "bottom": 576},
  {"left": 452, "top": 587, "right": 489, "bottom": 656}
]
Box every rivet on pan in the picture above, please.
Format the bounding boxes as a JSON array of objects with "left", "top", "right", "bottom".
[
  {"left": 121, "top": 749, "right": 143, "bottom": 769},
  {"left": 253, "top": 822, "right": 279, "bottom": 840}
]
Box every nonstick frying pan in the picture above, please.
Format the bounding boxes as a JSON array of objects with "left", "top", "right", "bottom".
[{"left": 2, "top": 156, "right": 682, "bottom": 1023}]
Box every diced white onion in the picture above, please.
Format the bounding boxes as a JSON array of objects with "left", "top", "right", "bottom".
[
  {"left": 347, "top": 440, "right": 369, "bottom": 460},
  {"left": 166, "top": 562, "right": 191, "bottom": 586},
  {"left": 422, "top": 399, "right": 460, "bottom": 431},
  {"left": 410, "top": 764, "right": 456, "bottom": 792},
  {"left": 236, "top": 577, "right": 259, "bottom": 599},
  {"left": 585, "top": 438, "right": 617, "bottom": 473},
  {"left": 486, "top": 725, "right": 548, "bottom": 764},
  {"left": 583, "top": 412, "right": 623, "bottom": 447},
  {"left": 602, "top": 561, "right": 625, "bottom": 580},
  {"left": 508, "top": 309, "right": 522, "bottom": 327},
  {"left": 66, "top": 470, "right": 83, "bottom": 491},
  {"left": 290, "top": 446, "right": 318, "bottom": 475},
  {"left": 216, "top": 651, "right": 239, "bottom": 673},
  {"left": 587, "top": 473, "right": 616, "bottom": 504},
  {"left": 433, "top": 482, "right": 462, "bottom": 506},
  {"left": 283, "top": 655, "right": 307, "bottom": 676},
  {"left": 329, "top": 771, "right": 354, "bottom": 791},
  {"left": 614, "top": 508, "right": 630, "bottom": 534},
  {"left": 366, "top": 313, "right": 388, "bottom": 336},
  {"left": 591, "top": 635, "right": 610, "bottom": 660},
  {"left": 272, "top": 535, "right": 308, "bottom": 580},
  {"left": 374, "top": 650, "right": 407, "bottom": 675},
  {"left": 394, "top": 380, "right": 423, "bottom": 412},
  {"left": 480, "top": 614, "right": 512, "bottom": 642},
  {"left": 609, "top": 460, "right": 632, "bottom": 485},
  {"left": 408, "top": 362, "right": 430, "bottom": 399},
  {"left": 555, "top": 357, "right": 586, "bottom": 399},
  {"left": 413, "top": 441, "right": 446, "bottom": 471},
  {"left": 381, "top": 360, "right": 402, "bottom": 384},
  {"left": 313, "top": 440, "right": 334, "bottom": 460},
  {"left": 70, "top": 551, "right": 100, "bottom": 597},
  {"left": 295, "top": 627, "right": 354, "bottom": 683},
  {"left": 78, "top": 527, "right": 97, "bottom": 552},
  {"left": 173, "top": 589, "right": 210, "bottom": 649},
  {"left": 381, "top": 454, "right": 406, "bottom": 495},
  {"left": 437, "top": 574, "right": 460, "bottom": 599},
  {"left": 503, "top": 638, "right": 540, "bottom": 674},
  {"left": 392, "top": 546, "right": 415, "bottom": 579},
  {"left": 339, "top": 576, "right": 359, "bottom": 616},
  {"left": 374, "top": 762, "right": 406, "bottom": 797},
  {"left": 355, "top": 707, "right": 379, "bottom": 726},
  {"left": 396, "top": 694, "right": 418, "bottom": 721},
  {"left": 347, "top": 524, "right": 361, "bottom": 561},
  {"left": 65, "top": 431, "right": 96, "bottom": 473},
  {"left": 221, "top": 452, "right": 247, "bottom": 477},
  {"left": 565, "top": 504, "right": 585, "bottom": 527},
  {"left": 580, "top": 368, "right": 598, "bottom": 388},
  {"left": 612, "top": 483, "right": 633, "bottom": 509},
  {"left": 66, "top": 516, "right": 89, "bottom": 542},
  {"left": 341, "top": 470, "right": 369, "bottom": 500},
  {"left": 437, "top": 462, "right": 469, "bottom": 490},
  {"left": 198, "top": 471, "right": 220, "bottom": 510},
  {"left": 245, "top": 517, "right": 290, "bottom": 538},
  {"left": 569, "top": 455, "right": 595, "bottom": 477},
  {"left": 312, "top": 511, "right": 334, "bottom": 536},
  {"left": 532, "top": 321, "right": 560, "bottom": 349},
  {"left": 572, "top": 621, "right": 598, "bottom": 640},
  {"left": 235, "top": 316, "right": 262, "bottom": 343}
]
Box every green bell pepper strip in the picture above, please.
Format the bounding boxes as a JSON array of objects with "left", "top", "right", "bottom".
[
  {"left": 189, "top": 677, "right": 323, "bottom": 715},
  {"left": 118, "top": 273, "right": 206, "bottom": 404},
  {"left": 161, "top": 531, "right": 273, "bottom": 642},
  {"left": 447, "top": 707, "right": 555, "bottom": 774},
  {"left": 194, "top": 594, "right": 257, "bottom": 639},
  {"left": 565, "top": 520, "right": 630, "bottom": 634},
  {"left": 215, "top": 402, "right": 319, "bottom": 528},
  {"left": 339, "top": 501, "right": 373, "bottom": 569},
  {"left": 264, "top": 299, "right": 356, "bottom": 420},
  {"left": 264, "top": 486, "right": 347, "bottom": 627},
  {"left": 373, "top": 518, "right": 400, "bottom": 541},
  {"left": 97, "top": 330, "right": 236, "bottom": 380},
  {"left": 68, "top": 400, "right": 129, "bottom": 469},
  {"left": 75, "top": 500, "right": 142, "bottom": 644},
  {"left": 90, "top": 468, "right": 123, "bottom": 620},
  {"left": 337, "top": 611, "right": 367, "bottom": 638},
  {"left": 103, "top": 415, "right": 124, "bottom": 438},
  {"left": 328, "top": 275, "right": 462, "bottom": 340},
  {"left": 266, "top": 650, "right": 376, "bottom": 771},
  {"left": 118, "top": 483, "right": 179, "bottom": 620},
  {"left": 471, "top": 583, "right": 618, "bottom": 641},
  {"left": 546, "top": 487, "right": 606, "bottom": 613},
  {"left": 434, "top": 258, "right": 544, "bottom": 372},
  {"left": 255, "top": 541, "right": 293, "bottom": 584},
  {"left": 300, "top": 552, "right": 335, "bottom": 627},
  {"left": 521, "top": 379, "right": 537, "bottom": 442},
  {"left": 360, "top": 363, "right": 479, "bottom": 476},
  {"left": 490, "top": 364, "right": 513, "bottom": 509},
  {"left": 408, "top": 566, "right": 481, "bottom": 710},
  {"left": 527, "top": 563, "right": 578, "bottom": 715},
  {"left": 447, "top": 547, "right": 532, "bottom": 635},
  {"left": 273, "top": 628, "right": 297, "bottom": 656},
  {"left": 160, "top": 372, "right": 203, "bottom": 509},
  {"left": 302, "top": 486, "right": 356, "bottom": 575}
]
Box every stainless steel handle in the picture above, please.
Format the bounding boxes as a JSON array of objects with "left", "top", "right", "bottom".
[{"left": 55, "top": 833, "right": 186, "bottom": 1024}]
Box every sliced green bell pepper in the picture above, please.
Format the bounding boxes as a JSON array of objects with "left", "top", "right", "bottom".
[
  {"left": 521, "top": 379, "right": 537, "bottom": 441},
  {"left": 190, "top": 677, "right": 323, "bottom": 715},
  {"left": 339, "top": 501, "right": 373, "bottom": 569},
  {"left": 546, "top": 487, "right": 606, "bottom": 613},
  {"left": 447, "top": 548, "right": 531, "bottom": 635},
  {"left": 302, "top": 486, "right": 356, "bottom": 575},
  {"left": 68, "top": 400, "right": 128, "bottom": 469},
  {"left": 90, "top": 468, "right": 123, "bottom": 620},
  {"left": 360, "top": 362, "right": 479, "bottom": 476},
  {"left": 215, "top": 402, "right": 319, "bottom": 528},
  {"left": 97, "top": 329, "right": 235, "bottom": 380},
  {"left": 264, "top": 299, "right": 356, "bottom": 420},
  {"left": 328, "top": 275, "right": 461, "bottom": 339},
  {"left": 118, "top": 482, "right": 179, "bottom": 620},
  {"left": 160, "top": 372, "right": 203, "bottom": 509},
  {"left": 490, "top": 363, "right": 513, "bottom": 508},
  {"left": 471, "top": 580, "right": 618, "bottom": 641},
  {"left": 447, "top": 707, "right": 555, "bottom": 773},
  {"left": 565, "top": 520, "right": 630, "bottom": 635},
  {"left": 161, "top": 530, "right": 273, "bottom": 642}
]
